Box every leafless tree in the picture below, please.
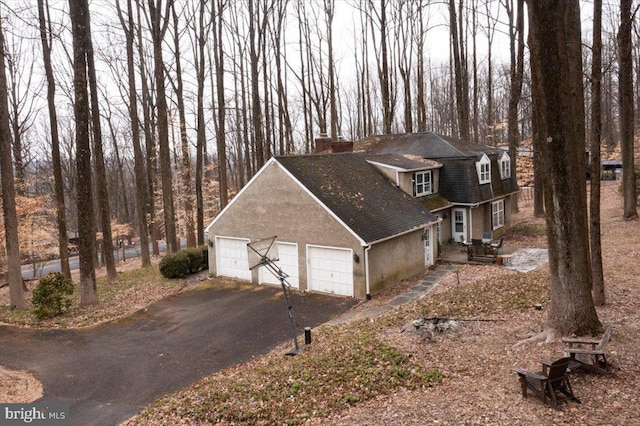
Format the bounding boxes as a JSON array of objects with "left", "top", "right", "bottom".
[
  {"left": 590, "top": 0, "right": 605, "bottom": 306},
  {"left": 168, "top": 2, "right": 196, "bottom": 247},
  {"left": 212, "top": 0, "right": 229, "bottom": 209},
  {"left": 147, "top": 0, "right": 179, "bottom": 253},
  {"left": 69, "top": 0, "right": 98, "bottom": 305},
  {"left": 37, "top": 0, "right": 71, "bottom": 279},
  {"left": 115, "top": 0, "right": 151, "bottom": 266},
  {"left": 505, "top": 0, "right": 525, "bottom": 214},
  {"left": 85, "top": 4, "right": 117, "bottom": 281},
  {"left": 526, "top": 0, "right": 601, "bottom": 338},
  {"left": 618, "top": 0, "right": 637, "bottom": 220},
  {"left": 448, "top": 0, "right": 470, "bottom": 141},
  {"left": 0, "top": 5, "right": 25, "bottom": 310}
]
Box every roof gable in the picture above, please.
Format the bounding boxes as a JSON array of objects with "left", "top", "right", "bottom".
[{"left": 276, "top": 153, "right": 437, "bottom": 243}]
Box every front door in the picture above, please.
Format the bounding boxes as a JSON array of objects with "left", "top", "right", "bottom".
[{"left": 452, "top": 208, "right": 467, "bottom": 243}]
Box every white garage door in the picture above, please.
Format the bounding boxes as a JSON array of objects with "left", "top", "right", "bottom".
[
  {"left": 216, "top": 237, "right": 251, "bottom": 280},
  {"left": 260, "top": 242, "right": 299, "bottom": 289},
  {"left": 307, "top": 245, "right": 353, "bottom": 297}
]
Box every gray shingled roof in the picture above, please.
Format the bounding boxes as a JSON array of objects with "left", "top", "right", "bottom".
[
  {"left": 356, "top": 132, "right": 519, "bottom": 204},
  {"left": 276, "top": 153, "right": 438, "bottom": 244},
  {"left": 356, "top": 132, "right": 504, "bottom": 159}
]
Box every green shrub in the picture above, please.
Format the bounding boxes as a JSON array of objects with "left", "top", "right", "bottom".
[
  {"left": 159, "top": 245, "right": 209, "bottom": 279},
  {"left": 31, "top": 273, "right": 74, "bottom": 319}
]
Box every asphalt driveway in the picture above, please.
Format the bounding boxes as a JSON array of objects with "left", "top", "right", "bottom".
[{"left": 0, "top": 280, "right": 358, "bottom": 426}]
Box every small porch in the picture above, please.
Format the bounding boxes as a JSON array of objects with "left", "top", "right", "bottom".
[{"left": 437, "top": 241, "right": 548, "bottom": 273}]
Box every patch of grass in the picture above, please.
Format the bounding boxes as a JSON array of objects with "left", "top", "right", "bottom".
[
  {"left": 506, "top": 222, "right": 547, "bottom": 238},
  {"left": 134, "top": 323, "right": 443, "bottom": 425}
]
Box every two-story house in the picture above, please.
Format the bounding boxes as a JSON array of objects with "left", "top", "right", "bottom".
[
  {"left": 357, "top": 132, "right": 520, "bottom": 248},
  {"left": 205, "top": 132, "right": 518, "bottom": 299}
]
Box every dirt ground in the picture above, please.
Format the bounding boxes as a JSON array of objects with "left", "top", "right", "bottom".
[{"left": 2, "top": 180, "right": 639, "bottom": 425}]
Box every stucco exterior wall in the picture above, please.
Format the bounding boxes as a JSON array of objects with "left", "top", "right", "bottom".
[
  {"left": 366, "top": 228, "right": 428, "bottom": 295},
  {"left": 207, "top": 161, "right": 366, "bottom": 295}
]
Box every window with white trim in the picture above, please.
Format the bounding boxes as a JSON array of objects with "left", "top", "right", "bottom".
[
  {"left": 492, "top": 199, "right": 505, "bottom": 230},
  {"left": 413, "top": 171, "right": 433, "bottom": 196},
  {"left": 499, "top": 152, "right": 511, "bottom": 180},
  {"left": 476, "top": 154, "right": 491, "bottom": 184}
]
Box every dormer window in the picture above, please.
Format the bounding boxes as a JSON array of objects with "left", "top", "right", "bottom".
[
  {"left": 413, "top": 171, "right": 432, "bottom": 196},
  {"left": 476, "top": 154, "right": 491, "bottom": 184},
  {"left": 499, "top": 152, "right": 511, "bottom": 180}
]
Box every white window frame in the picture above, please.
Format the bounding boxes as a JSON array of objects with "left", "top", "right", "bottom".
[
  {"left": 413, "top": 170, "right": 433, "bottom": 196},
  {"left": 499, "top": 152, "right": 511, "bottom": 180},
  {"left": 476, "top": 154, "right": 491, "bottom": 184},
  {"left": 492, "top": 199, "right": 505, "bottom": 230}
]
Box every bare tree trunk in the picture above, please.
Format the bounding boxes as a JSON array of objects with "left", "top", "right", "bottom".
[
  {"left": 528, "top": 0, "right": 600, "bottom": 336},
  {"left": 136, "top": 0, "right": 160, "bottom": 256},
  {"left": 169, "top": 3, "right": 196, "bottom": 248},
  {"left": 249, "top": 0, "right": 265, "bottom": 167},
  {"left": 116, "top": 0, "right": 150, "bottom": 266},
  {"left": 295, "top": 1, "right": 311, "bottom": 149},
  {"left": 85, "top": 6, "right": 117, "bottom": 282},
  {"left": 590, "top": 0, "right": 605, "bottom": 306},
  {"left": 506, "top": 0, "right": 524, "bottom": 213},
  {"left": 378, "top": 0, "right": 392, "bottom": 134},
  {"left": 396, "top": 0, "right": 413, "bottom": 133},
  {"left": 69, "top": 0, "right": 98, "bottom": 306},
  {"left": 104, "top": 105, "right": 130, "bottom": 224},
  {"left": 37, "top": 0, "right": 71, "bottom": 279},
  {"left": 448, "top": 0, "right": 470, "bottom": 141},
  {"left": 470, "top": 0, "right": 478, "bottom": 144},
  {"left": 148, "top": 0, "right": 178, "bottom": 253},
  {"left": 485, "top": 1, "right": 495, "bottom": 146},
  {"left": 528, "top": 7, "right": 545, "bottom": 218},
  {"left": 212, "top": 0, "right": 228, "bottom": 209},
  {"left": 619, "top": 0, "right": 638, "bottom": 220},
  {"left": 416, "top": 1, "right": 427, "bottom": 132},
  {"left": 272, "top": 0, "right": 293, "bottom": 153},
  {"left": 194, "top": 0, "right": 208, "bottom": 245},
  {"left": 0, "top": 8, "right": 25, "bottom": 310},
  {"left": 325, "top": 0, "right": 338, "bottom": 140}
]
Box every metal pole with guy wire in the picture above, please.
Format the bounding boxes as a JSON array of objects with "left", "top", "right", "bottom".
[{"left": 247, "top": 236, "right": 300, "bottom": 355}]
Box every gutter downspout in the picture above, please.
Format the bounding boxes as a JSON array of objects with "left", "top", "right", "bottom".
[{"left": 364, "top": 244, "right": 372, "bottom": 300}]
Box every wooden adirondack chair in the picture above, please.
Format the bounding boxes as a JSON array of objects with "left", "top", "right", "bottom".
[
  {"left": 563, "top": 327, "right": 612, "bottom": 374},
  {"left": 514, "top": 357, "right": 581, "bottom": 407}
]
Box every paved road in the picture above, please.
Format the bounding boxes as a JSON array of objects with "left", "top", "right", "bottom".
[
  {"left": 22, "top": 240, "right": 179, "bottom": 280},
  {"left": 0, "top": 281, "right": 358, "bottom": 426}
]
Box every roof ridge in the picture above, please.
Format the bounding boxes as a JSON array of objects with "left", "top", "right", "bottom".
[{"left": 431, "top": 133, "right": 472, "bottom": 158}]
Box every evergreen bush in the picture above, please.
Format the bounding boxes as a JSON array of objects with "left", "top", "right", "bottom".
[
  {"left": 31, "top": 273, "right": 74, "bottom": 319},
  {"left": 159, "top": 245, "right": 208, "bottom": 279}
]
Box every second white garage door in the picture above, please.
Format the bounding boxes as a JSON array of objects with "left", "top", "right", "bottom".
[
  {"left": 216, "top": 236, "right": 251, "bottom": 280},
  {"left": 260, "top": 242, "right": 299, "bottom": 289},
  {"left": 307, "top": 245, "right": 353, "bottom": 297}
]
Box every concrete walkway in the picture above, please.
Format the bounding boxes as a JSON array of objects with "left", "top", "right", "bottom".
[
  {"left": 328, "top": 264, "right": 461, "bottom": 324},
  {"left": 329, "top": 247, "right": 549, "bottom": 324}
]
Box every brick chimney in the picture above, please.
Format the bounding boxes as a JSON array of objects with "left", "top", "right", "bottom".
[
  {"left": 314, "top": 133, "right": 332, "bottom": 153},
  {"left": 315, "top": 134, "right": 354, "bottom": 153},
  {"left": 331, "top": 140, "right": 354, "bottom": 153}
]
